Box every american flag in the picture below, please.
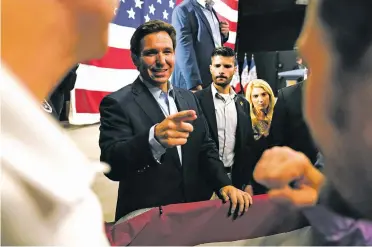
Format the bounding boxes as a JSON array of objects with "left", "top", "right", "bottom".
[{"left": 69, "top": 0, "right": 239, "bottom": 125}]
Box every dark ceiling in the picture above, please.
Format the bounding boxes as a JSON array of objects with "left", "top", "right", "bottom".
[
  {"left": 236, "top": 0, "right": 307, "bottom": 53},
  {"left": 239, "top": 0, "right": 305, "bottom": 16}
]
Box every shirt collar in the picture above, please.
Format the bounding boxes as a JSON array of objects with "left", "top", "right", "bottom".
[
  {"left": 197, "top": 0, "right": 215, "bottom": 9},
  {"left": 211, "top": 83, "right": 236, "bottom": 99},
  {"left": 139, "top": 75, "right": 175, "bottom": 99}
]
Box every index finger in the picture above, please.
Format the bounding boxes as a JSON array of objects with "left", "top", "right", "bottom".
[
  {"left": 220, "top": 20, "right": 228, "bottom": 25},
  {"left": 168, "top": 110, "right": 197, "bottom": 122},
  {"left": 228, "top": 191, "right": 238, "bottom": 215}
]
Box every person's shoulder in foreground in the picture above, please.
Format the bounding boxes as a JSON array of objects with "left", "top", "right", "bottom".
[
  {"left": 1, "top": 0, "right": 117, "bottom": 245},
  {"left": 1, "top": 66, "right": 110, "bottom": 246}
]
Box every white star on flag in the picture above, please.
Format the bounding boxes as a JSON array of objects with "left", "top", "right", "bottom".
[
  {"left": 134, "top": 0, "right": 144, "bottom": 9},
  {"left": 127, "top": 7, "right": 135, "bottom": 19},
  {"left": 149, "top": 4, "right": 156, "bottom": 15},
  {"left": 163, "top": 10, "right": 169, "bottom": 20},
  {"left": 157, "top": 0, "right": 162, "bottom": 3},
  {"left": 169, "top": 0, "right": 175, "bottom": 8},
  {"left": 144, "top": 14, "right": 150, "bottom": 22}
]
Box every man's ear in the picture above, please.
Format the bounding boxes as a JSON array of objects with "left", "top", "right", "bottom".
[{"left": 131, "top": 53, "right": 140, "bottom": 68}]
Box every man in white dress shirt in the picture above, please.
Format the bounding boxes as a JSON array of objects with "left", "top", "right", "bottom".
[{"left": 1, "top": 0, "right": 117, "bottom": 245}]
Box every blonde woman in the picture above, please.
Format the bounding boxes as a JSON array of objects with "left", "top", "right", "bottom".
[
  {"left": 245, "top": 79, "right": 276, "bottom": 195},
  {"left": 245, "top": 79, "right": 276, "bottom": 141}
]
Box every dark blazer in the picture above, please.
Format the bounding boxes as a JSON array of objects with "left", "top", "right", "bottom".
[
  {"left": 99, "top": 77, "right": 231, "bottom": 221},
  {"left": 250, "top": 136, "right": 271, "bottom": 195},
  {"left": 46, "top": 64, "right": 79, "bottom": 120},
  {"left": 171, "top": 0, "right": 229, "bottom": 90},
  {"left": 270, "top": 81, "right": 318, "bottom": 164},
  {"left": 195, "top": 86, "right": 256, "bottom": 190}
]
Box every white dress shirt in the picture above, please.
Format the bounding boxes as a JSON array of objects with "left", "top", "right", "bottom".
[
  {"left": 142, "top": 78, "right": 183, "bottom": 164},
  {"left": 211, "top": 85, "right": 237, "bottom": 169},
  {"left": 197, "top": 0, "right": 222, "bottom": 47},
  {"left": 0, "top": 65, "right": 109, "bottom": 246}
]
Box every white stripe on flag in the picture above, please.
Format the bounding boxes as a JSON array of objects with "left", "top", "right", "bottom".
[
  {"left": 75, "top": 64, "right": 139, "bottom": 92},
  {"left": 214, "top": 0, "right": 238, "bottom": 22},
  {"left": 226, "top": 31, "right": 236, "bottom": 44},
  {"left": 108, "top": 24, "right": 135, "bottom": 50}
]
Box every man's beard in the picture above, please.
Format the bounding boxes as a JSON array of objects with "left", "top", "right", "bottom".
[{"left": 214, "top": 77, "right": 232, "bottom": 88}]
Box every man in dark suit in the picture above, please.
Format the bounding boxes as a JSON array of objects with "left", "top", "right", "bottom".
[
  {"left": 269, "top": 81, "right": 318, "bottom": 164},
  {"left": 99, "top": 20, "right": 251, "bottom": 221},
  {"left": 42, "top": 64, "right": 79, "bottom": 120},
  {"left": 171, "top": 0, "right": 230, "bottom": 91},
  {"left": 195, "top": 47, "right": 256, "bottom": 195}
]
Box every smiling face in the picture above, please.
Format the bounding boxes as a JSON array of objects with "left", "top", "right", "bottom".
[
  {"left": 137, "top": 31, "right": 175, "bottom": 86},
  {"left": 251, "top": 87, "right": 270, "bottom": 111}
]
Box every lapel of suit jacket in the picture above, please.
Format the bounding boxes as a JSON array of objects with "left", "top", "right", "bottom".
[
  {"left": 191, "top": 0, "right": 215, "bottom": 43},
  {"left": 235, "top": 96, "right": 248, "bottom": 151},
  {"left": 132, "top": 77, "right": 166, "bottom": 125},
  {"left": 200, "top": 86, "right": 218, "bottom": 148},
  {"left": 173, "top": 88, "right": 190, "bottom": 112},
  {"left": 172, "top": 88, "right": 192, "bottom": 168},
  {"left": 133, "top": 78, "right": 183, "bottom": 169}
]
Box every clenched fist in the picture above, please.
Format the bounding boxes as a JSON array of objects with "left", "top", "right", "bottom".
[
  {"left": 154, "top": 110, "right": 197, "bottom": 148},
  {"left": 254, "top": 147, "right": 325, "bottom": 207}
]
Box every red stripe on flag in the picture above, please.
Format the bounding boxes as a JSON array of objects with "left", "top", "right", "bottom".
[
  {"left": 224, "top": 42, "right": 235, "bottom": 49},
  {"left": 220, "top": 0, "right": 239, "bottom": 10},
  {"left": 176, "top": 0, "right": 183, "bottom": 5},
  {"left": 75, "top": 89, "right": 110, "bottom": 114},
  {"left": 215, "top": 14, "right": 237, "bottom": 32},
  {"left": 82, "top": 47, "right": 136, "bottom": 70},
  {"left": 233, "top": 82, "right": 242, "bottom": 93}
]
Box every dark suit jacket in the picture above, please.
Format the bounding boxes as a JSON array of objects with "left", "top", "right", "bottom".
[
  {"left": 270, "top": 81, "right": 318, "bottom": 164},
  {"left": 195, "top": 86, "right": 256, "bottom": 190},
  {"left": 171, "top": 0, "right": 228, "bottom": 90},
  {"left": 46, "top": 64, "right": 79, "bottom": 120},
  {"left": 99, "top": 78, "right": 231, "bottom": 221}
]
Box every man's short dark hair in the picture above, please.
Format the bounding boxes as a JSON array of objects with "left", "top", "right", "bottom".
[
  {"left": 130, "top": 20, "right": 176, "bottom": 57},
  {"left": 211, "top": 47, "right": 236, "bottom": 59},
  {"left": 318, "top": 0, "right": 372, "bottom": 129}
]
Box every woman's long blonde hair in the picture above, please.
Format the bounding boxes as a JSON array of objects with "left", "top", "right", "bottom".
[{"left": 245, "top": 79, "right": 276, "bottom": 127}]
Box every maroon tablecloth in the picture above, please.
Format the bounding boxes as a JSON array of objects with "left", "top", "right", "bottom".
[{"left": 104, "top": 194, "right": 308, "bottom": 246}]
